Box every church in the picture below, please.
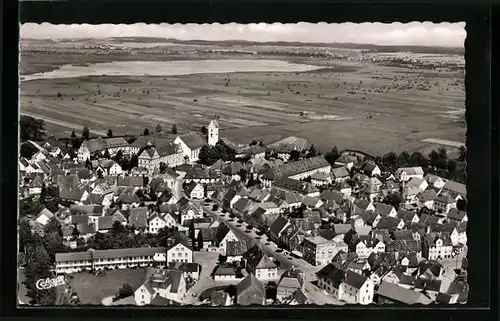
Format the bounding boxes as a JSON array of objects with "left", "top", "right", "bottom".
[
  {"left": 137, "top": 120, "right": 219, "bottom": 170},
  {"left": 174, "top": 119, "right": 219, "bottom": 162}
]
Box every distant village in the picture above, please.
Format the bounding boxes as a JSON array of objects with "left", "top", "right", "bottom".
[{"left": 19, "top": 117, "right": 468, "bottom": 306}]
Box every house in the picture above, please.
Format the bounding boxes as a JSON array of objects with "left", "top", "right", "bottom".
[
  {"left": 334, "top": 154, "right": 357, "bottom": 170},
  {"left": 138, "top": 144, "right": 184, "bottom": 171},
  {"left": 310, "top": 171, "right": 332, "bottom": 186},
  {"left": 222, "top": 162, "right": 247, "bottom": 183},
  {"left": 244, "top": 245, "right": 278, "bottom": 282},
  {"left": 184, "top": 165, "right": 219, "bottom": 184},
  {"left": 338, "top": 181, "right": 353, "bottom": 196},
  {"left": 174, "top": 132, "right": 207, "bottom": 163},
  {"left": 97, "top": 160, "right": 123, "bottom": 176},
  {"left": 277, "top": 268, "right": 305, "bottom": 300},
  {"left": 316, "top": 264, "right": 374, "bottom": 305},
  {"left": 355, "top": 238, "right": 385, "bottom": 259},
  {"left": 331, "top": 166, "right": 350, "bottom": 183},
  {"left": 361, "top": 161, "right": 381, "bottom": 177},
  {"left": 300, "top": 236, "right": 337, "bottom": 266},
  {"left": 135, "top": 269, "right": 186, "bottom": 305},
  {"left": 222, "top": 189, "right": 241, "bottom": 210},
  {"left": 424, "top": 174, "right": 446, "bottom": 190},
  {"left": 272, "top": 178, "right": 320, "bottom": 197},
  {"left": 148, "top": 213, "right": 168, "bottom": 234},
  {"left": 414, "top": 278, "right": 442, "bottom": 300},
  {"left": 166, "top": 236, "right": 193, "bottom": 264},
  {"left": 281, "top": 289, "right": 310, "bottom": 305},
  {"left": 374, "top": 217, "right": 405, "bottom": 231},
  {"left": 226, "top": 241, "right": 249, "bottom": 263},
  {"left": 376, "top": 282, "right": 433, "bottom": 305},
  {"left": 128, "top": 207, "right": 148, "bottom": 231},
  {"left": 301, "top": 196, "right": 323, "bottom": 209},
  {"left": 373, "top": 203, "right": 397, "bottom": 217},
  {"left": 422, "top": 234, "right": 453, "bottom": 260},
  {"left": 417, "top": 189, "right": 438, "bottom": 209},
  {"left": 441, "top": 180, "right": 467, "bottom": 200},
  {"left": 183, "top": 181, "right": 204, "bottom": 200},
  {"left": 269, "top": 216, "right": 291, "bottom": 244},
  {"left": 213, "top": 224, "right": 239, "bottom": 255},
  {"left": 210, "top": 290, "right": 233, "bottom": 306},
  {"left": 446, "top": 208, "right": 468, "bottom": 224},
  {"left": 35, "top": 208, "right": 55, "bottom": 226},
  {"left": 260, "top": 155, "right": 331, "bottom": 186},
  {"left": 395, "top": 167, "right": 424, "bottom": 182},
  {"left": 397, "top": 210, "right": 420, "bottom": 225},
  {"left": 55, "top": 247, "right": 166, "bottom": 274},
  {"left": 433, "top": 192, "right": 457, "bottom": 214},
  {"left": 214, "top": 265, "right": 238, "bottom": 281},
  {"left": 97, "top": 216, "right": 113, "bottom": 233},
  {"left": 77, "top": 137, "right": 129, "bottom": 161},
  {"left": 235, "top": 273, "right": 266, "bottom": 306}
]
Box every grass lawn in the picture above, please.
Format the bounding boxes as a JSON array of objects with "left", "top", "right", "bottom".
[{"left": 68, "top": 268, "right": 147, "bottom": 305}]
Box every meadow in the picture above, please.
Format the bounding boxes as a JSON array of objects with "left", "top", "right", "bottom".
[{"left": 20, "top": 48, "right": 465, "bottom": 156}]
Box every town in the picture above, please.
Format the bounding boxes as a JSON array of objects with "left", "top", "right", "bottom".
[{"left": 18, "top": 114, "right": 468, "bottom": 307}]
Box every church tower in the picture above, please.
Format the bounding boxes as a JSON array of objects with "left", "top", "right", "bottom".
[{"left": 208, "top": 119, "right": 219, "bottom": 146}]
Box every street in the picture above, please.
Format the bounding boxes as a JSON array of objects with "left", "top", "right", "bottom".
[
  {"left": 437, "top": 245, "right": 468, "bottom": 293},
  {"left": 203, "top": 204, "right": 344, "bottom": 305}
]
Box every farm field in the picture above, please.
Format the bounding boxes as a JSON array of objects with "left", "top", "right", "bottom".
[{"left": 20, "top": 50, "right": 465, "bottom": 156}]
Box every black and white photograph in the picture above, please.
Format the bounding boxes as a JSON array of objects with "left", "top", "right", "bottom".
[{"left": 18, "top": 22, "right": 468, "bottom": 307}]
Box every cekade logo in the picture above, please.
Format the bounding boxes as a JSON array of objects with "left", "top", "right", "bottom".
[{"left": 35, "top": 276, "right": 65, "bottom": 290}]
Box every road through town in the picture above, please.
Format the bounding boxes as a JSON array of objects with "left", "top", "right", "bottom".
[{"left": 203, "top": 204, "right": 344, "bottom": 305}]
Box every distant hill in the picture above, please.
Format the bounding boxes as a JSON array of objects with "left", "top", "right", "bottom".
[
  {"left": 107, "top": 37, "right": 464, "bottom": 55},
  {"left": 21, "top": 36, "right": 464, "bottom": 55}
]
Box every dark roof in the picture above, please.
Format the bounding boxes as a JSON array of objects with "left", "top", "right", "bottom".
[
  {"left": 343, "top": 270, "right": 368, "bottom": 289},
  {"left": 273, "top": 178, "right": 319, "bottom": 195},
  {"left": 269, "top": 216, "right": 289, "bottom": 237},
  {"left": 117, "top": 176, "right": 144, "bottom": 187},
  {"left": 226, "top": 241, "right": 249, "bottom": 257},
  {"left": 98, "top": 216, "right": 113, "bottom": 230},
  {"left": 69, "top": 205, "right": 104, "bottom": 215},
  {"left": 213, "top": 224, "right": 231, "bottom": 246},
  {"left": 178, "top": 132, "right": 206, "bottom": 150},
  {"left": 447, "top": 208, "right": 467, "bottom": 221},
  {"left": 60, "top": 189, "right": 84, "bottom": 201},
  {"left": 279, "top": 268, "right": 304, "bottom": 288},
  {"left": 261, "top": 156, "right": 330, "bottom": 181},
  {"left": 316, "top": 264, "right": 345, "bottom": 288},
  {"left": 128, "top": 207, "right": 148, "bottom": 228},
  {"left": 377, "top": 282, "right": 432, "bottom": 305},
  {"left": 235, "top": 273, "right": 266, "bottom": 305}
]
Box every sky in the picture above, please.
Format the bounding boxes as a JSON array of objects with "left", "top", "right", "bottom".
[{"left": 20, "top": 22, "right": 466, "bottom": 47}]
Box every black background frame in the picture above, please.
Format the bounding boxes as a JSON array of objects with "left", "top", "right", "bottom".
[{"left": 1, "top": 0, "right": 498, "bottom": 320}]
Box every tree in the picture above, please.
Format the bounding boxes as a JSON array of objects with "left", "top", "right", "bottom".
[
  {"left": 39, "top": 183, "right": 48, "bottom": 203},
  {"left": 103, "top": 149, "right": 111, "bottom": 159},
  {"left": 159, "top": 162, "right": 168, "bottom": 173},
  {"left": 171, "top": 124, "right": 178, "bottom": 135},
  {"left": 24, "top": 245, "right": 55, "bottom": 305},
  {"left": 308, "top": 145, "right": 318, "bottom": 158},
  {"left": 250, "top": 140, "right": 258, "bottom": 146},
  {"left": 238, "top": 169, "right": 248, "bottom": 182},
  {"left": 113, "top": 150, "right": 124, "bottom": 163},
  {"left": 155, "top": 124, "right": 163, "bottom": 133},
  {"left": 289, "top": 150, "right": 301, "bottom": 161},
  {"left": 20, "top": 115, "right": 46, "bottom": 141},
  {"left": 458, "top": 146, "right": 467, "bottom": 162},
  {"left": 398, "top": 151, "right": 410, "bottom": 167},
  {"left": 201, "top": 126, "right": 208, "bottom": 135},
  {"left": 382, "top": 152, "right": 398, "bottom": 170},
  {"left": 20, "top": 143, "right": 39, "bottom": 160},
  {"left": 70, "top": 130, "right": 76, "bottom": 139},
  {"left": 115, "top": 283, "right": 134, "bottom": 301},
  {"left": 126, "top": 136, "right": 137, "bottom": 145},
  {"left": 107, "top": 129, "right": 113, "bottom": 137},
  {"left": 143, "top": 128, "right": 150, "bottom": 136},
  {"left": 409, "top": 152, "right": 429, "bottom": 168},
  {"left": 383, "top": 193, "right": 403, "bottom": 210},
  {"left": 324, "top": 146, "right": 340, "bottom": 166},
  {"left": 19, "top": 219, "right": 33, "bottom": 254},
  {"left": 447, "top": 159, "right": 457, "bottom": 179},
  {"left": 188, "top": 220, "right": 196, "bottom": 248},
  {"left": 457, "top": 199, "right": 467, "bottom": 211},
  {"left": 197, "top": 232, "right": 204, "bottom": 250},
  {"left": 82, "top": 126, "right": 90, "bottom": 140}
]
